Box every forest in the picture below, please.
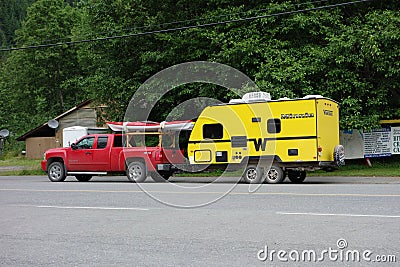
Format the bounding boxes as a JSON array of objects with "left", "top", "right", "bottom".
[{"left": 0, "top": 0, "right": 399, "bottom": 149}]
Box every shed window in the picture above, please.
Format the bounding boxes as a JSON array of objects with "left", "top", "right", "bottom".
[
  {"left": 267, "top": 119, "right": 281, "bottom": 134},
  {"left": 203, "top": 124, "right": 223, "bottom": 139}
]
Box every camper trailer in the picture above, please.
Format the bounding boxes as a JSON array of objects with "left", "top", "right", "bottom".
[{"left": 187, "top": 92, "right": 344, "bottom": 184}]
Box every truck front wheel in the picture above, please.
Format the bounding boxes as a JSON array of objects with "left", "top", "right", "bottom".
[
  {"left": 126, "top": 162, "right": 147, "bottom": 183},
  {"left": 47, "top": 162, "right": 66, "bottom": 182},
  {"left": 264, "top": 165, "right": 285, "bottom": 184}
]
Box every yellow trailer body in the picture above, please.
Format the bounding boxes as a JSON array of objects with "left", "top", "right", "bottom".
[{"left": 187, "top": 96, "right": 342, "bottom": 172}]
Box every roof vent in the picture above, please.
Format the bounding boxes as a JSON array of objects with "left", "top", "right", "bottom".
[
  {"left": 303, "top": 95, "right": 323, "bottom": 99},
  {"left": 229, "top": 99, "right": 245, "bottom": 104},
  {"left": 242, "top": 92, "right": 271, "bottom": 103}
]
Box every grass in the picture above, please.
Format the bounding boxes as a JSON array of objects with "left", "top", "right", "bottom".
[
  {"left": 310, "top": 162, "right": 400, "bottom": 177},
  {"left": 0, "top": 157, "right": 399, "bottom": 177},
  {"left": 0, "top": 157, "right": 42, "bottom": 176}
]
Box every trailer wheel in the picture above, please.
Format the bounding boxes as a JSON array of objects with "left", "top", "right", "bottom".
[
  {"left": 287, "top": 170, "right": 306, "bottom": 183},
  {"left": 150, "top": 172, "right": 171, "bottom": 182},
  {"left": 126, "top": 161, "right": 147, "bottom": 183},
  {"left": 75, "top": 175, "right": 92, "bottom": 182},
  {"left": 242, "top": 165, "right": 264, "bottom": 184},
  {"left": 47, "top": 162, "right": 66, "bottom": 182},
  {"left": 264, "top": 165, "right": 284, "bottom": 184},
  {"left": 334, "top": 145, "right": 345, "bottom": 166}
]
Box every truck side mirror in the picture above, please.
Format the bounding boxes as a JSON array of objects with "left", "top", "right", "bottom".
[{"left": 71, "top": 143, "right": 77, "bottom": 150}]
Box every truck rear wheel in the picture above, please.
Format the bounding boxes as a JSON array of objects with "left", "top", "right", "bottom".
[
  {"left": 241, "top": 165, "right": 264, "bottom": 184},
  {"left": 75, "top": 175, "right": 92, "bottom": 182},
  {"left": 287, "top": 170, "right": 306, "bottom": 183},
  {"left": 126, "top": 161, "right": 147, "bottom": 183},
  {"left": 264, "top": 165, "right": 284, "bottom": 184},
  {"left": 47, "top": 162, "right": 66, "bottom": 182}
]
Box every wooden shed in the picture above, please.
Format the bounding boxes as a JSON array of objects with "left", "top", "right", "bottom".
[{"left": 17, "top": 100, "right": 106, "bottom": 159}]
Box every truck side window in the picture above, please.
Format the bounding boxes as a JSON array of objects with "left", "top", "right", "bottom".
[
  {"left": 113, "top": 136, "right": 123, "bottom": 147},
  {"left": 76, "top": 137, "right": 95, "bottom": 149},
  {"left": 97, "top": 136, "right": 108, "bottom": 149},
  {"left": 203, "top": 123, "right": 223, "bottom": 139},
  {"left": 267, "top": 119, "right": 281, "bottom": 134}
]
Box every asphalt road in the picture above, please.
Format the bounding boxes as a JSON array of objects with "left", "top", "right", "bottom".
[{"left": 0, "top": 175, "right": 399, "bottom": 266}]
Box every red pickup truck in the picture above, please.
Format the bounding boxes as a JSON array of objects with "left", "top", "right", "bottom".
[{"left": 41, "top": 133, "right": 186, "bottom": 182}]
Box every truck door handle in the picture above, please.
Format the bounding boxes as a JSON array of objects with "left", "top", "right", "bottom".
[{"left": 85, "top": 152, "right": 92, "bottom": 155}]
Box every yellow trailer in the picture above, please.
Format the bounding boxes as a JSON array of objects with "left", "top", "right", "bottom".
[{"left": 187, "top": 92, "right": 345, "bottom": 184}]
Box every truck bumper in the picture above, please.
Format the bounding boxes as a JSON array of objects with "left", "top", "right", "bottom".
[
  {"left": 41, "top": 160, "right": 47, "bottom": 172},
  {"left": 157, "top": 164, "right": 175, "bottom": 171}
]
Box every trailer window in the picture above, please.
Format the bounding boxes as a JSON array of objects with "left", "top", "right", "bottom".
[
  {"left": 203, "top": 124, "right": 223, "bottom": 139},
  {"left": 267, "top": 119, "right": 281, "bottom": 133}
]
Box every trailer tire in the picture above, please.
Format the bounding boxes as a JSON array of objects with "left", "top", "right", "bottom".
[
  {"left": 126, "top": 161, "right": 147, "bottom": 183},
  {"left": 242, "top": 165, "right": 264, "bottom": 184},
  {"left": 47, "top": 162, "right": 66, "bottom": 182},
  {"left": 264, "top": 165, "right": 285, "bottom": 184},
  {"left": 287, "top": 170, "right": 306, "bottom": 183},
  {"left": 75, "top": 175, "right": 92, "bottom": 182},
  {"left": 150, "top": 172, "right": 171, "bottom": 182},
  {"left": 334, "top": 145, "right": 345, "bottom": 166}
]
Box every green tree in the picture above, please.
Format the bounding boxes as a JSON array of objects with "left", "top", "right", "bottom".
[
  {"left": 2, "top": 0, "right": 400, "bottom": 142},
  {"left": 0, "top": 0, "right": 36, "bottom": 48},
  {"left": 0, "top": 0, "right": 83, "bottom": 135},
  {"left": 326, "top": 9, "right": 400, "bottom": 129}
]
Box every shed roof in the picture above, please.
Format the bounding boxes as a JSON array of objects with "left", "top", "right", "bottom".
[{"left": 16, "top": 100, "right": 93, "bottom": 141}]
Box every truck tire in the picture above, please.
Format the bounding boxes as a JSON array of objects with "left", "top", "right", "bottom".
[
  {"left": 126, "top": 161, "right": 147, "bottom": 183},
  {"left": 47, "top": 162, "right": 66, "bottom": 182},
  {"left": 150, "top": 172, "right": 171, "bottom": 182},
  {"left": 241, "top": 165, "right": 264, "bottom": 184},
  {"left": 264, "top": 165, "right": 285, "bottom": 184},
  {"left": 75, "top": 175, "right": 92, "bottom": 182},
  {"left": 287, "top": 170, "right": 306, "bottom": 183}
]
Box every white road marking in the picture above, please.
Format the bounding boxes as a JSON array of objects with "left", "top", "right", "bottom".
[
  {"left": 36, "top": 205, "right": 149, "bottom": 211},
  {"left": 277, "top": 212, "right": 400, "bottom": 218},
  {"left": 1, "top": 188, "right": 400, "bottom": 198}
]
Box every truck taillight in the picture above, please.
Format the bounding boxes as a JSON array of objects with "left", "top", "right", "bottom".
[
  {"left": 155, "top": 151, "right": 163, "bottom": 161},
  {"left": 318, "top": 146, "right": 322, "bottom": 152}
]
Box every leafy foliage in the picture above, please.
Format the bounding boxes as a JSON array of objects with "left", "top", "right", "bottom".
[
  {"left": 0, "top": 0, "right": 399, "bottom": 146},
  {"left": 0, "top": 0, "right": 36, "bottom": 48}
]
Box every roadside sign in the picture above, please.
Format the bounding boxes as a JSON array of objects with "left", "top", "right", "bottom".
[
  {"left": 363, "top": 128, "right": 391, "bottom": 158},
  {"left": 391, "top": 127, "right": 400, "bottom": 154}
]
